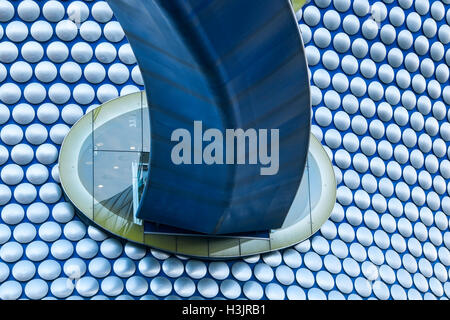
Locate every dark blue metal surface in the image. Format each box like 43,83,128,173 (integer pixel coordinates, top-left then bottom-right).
106,0,311,234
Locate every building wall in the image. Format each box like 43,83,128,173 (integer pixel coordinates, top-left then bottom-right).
0,0,449,300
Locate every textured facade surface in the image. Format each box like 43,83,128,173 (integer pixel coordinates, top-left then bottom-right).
0,0,449,300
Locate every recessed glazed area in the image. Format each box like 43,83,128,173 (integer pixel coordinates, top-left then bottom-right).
59,91,336,258
78,107,150,222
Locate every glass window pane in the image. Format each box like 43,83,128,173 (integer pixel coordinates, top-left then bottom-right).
93,93,146,152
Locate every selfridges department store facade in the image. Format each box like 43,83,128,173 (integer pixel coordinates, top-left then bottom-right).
0,0,449,300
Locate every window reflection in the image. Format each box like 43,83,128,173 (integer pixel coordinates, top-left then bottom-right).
78,106,150,225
